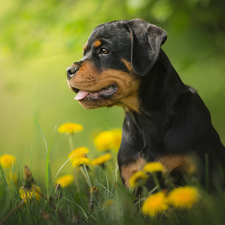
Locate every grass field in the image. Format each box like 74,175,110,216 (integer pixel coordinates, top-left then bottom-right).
1,122,225,225
1,0,225,224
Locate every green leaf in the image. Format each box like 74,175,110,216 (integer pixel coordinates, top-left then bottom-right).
0,183,9,219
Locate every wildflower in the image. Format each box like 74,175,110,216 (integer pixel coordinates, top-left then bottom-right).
72,157,90,168
110,129,122,151
144,162,166,173
90,186,98,194
167,186,199,208
68,147,89,161
24,165,33,181
23,165,35,189
129,171,149,188
19,185,42,203
91,153,112,166
89,186,98,210
142,192,168,217
58,122,83,134
0,154,16,168
55,174,74,188
94,129,122,151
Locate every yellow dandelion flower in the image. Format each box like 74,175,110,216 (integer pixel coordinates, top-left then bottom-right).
58,122,83,134
19,185,42,203
68,147,89,161
91,153,112,165
167,186,199,208
142,192,168,217
90,186,98,194
129,171,149,188
94,129,122,151
144,162,166,173
110,129,122,151
72,157,90,168
0,154,16,169
55,174,74,188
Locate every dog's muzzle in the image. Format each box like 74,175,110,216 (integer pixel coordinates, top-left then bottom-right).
66,65,79,79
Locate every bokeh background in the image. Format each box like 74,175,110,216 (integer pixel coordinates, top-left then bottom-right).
1,0,225,177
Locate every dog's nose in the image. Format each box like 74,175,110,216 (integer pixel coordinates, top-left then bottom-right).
66,65,78,79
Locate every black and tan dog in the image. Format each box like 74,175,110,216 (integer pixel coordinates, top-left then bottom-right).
66,19,225,189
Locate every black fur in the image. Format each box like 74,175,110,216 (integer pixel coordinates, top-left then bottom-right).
67,19,225,190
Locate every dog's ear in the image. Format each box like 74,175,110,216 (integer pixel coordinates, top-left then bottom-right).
127,19,167,76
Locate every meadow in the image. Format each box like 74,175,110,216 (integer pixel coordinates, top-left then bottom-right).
1,123,225,225
1,0,225,224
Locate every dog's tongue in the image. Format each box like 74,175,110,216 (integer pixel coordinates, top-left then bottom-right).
74,90,89,100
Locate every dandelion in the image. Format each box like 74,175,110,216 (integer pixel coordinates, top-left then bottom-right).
55,174,74,188
129,171,149,188
167,186,199,208
110,129,122,151
89,186,98,210
90,186,98,194
142,192,168,217
68,147,89,161
144,162,166,173
19,185,42,203
94,129,122,151
0,154,16,169
24,165,33,181
91,153,112,166
58,122,83,134
72,157,90,168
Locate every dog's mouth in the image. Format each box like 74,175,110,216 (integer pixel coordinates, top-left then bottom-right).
72,84,118,101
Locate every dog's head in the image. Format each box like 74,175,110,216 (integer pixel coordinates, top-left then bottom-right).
66,19,167,111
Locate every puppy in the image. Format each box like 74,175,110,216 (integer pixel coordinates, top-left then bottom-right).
66,19,225,190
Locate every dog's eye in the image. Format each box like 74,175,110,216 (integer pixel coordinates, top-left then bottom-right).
100,48,110,55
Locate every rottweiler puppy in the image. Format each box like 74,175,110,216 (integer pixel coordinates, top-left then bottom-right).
66,19,225,190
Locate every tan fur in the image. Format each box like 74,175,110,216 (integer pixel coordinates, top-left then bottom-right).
94,40,102,47
83,43,88,51
121,158,146,188
121,58,133,72
156,154,199,174
120,154,200,188
68,61,140,112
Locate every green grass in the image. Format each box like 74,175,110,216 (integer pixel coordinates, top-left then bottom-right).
1,125,225,225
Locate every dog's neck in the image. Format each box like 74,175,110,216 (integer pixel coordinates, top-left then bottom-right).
128,49,187,122
139,49,185,112
120,50,189,162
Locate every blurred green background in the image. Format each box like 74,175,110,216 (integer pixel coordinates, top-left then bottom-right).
1,0,225,178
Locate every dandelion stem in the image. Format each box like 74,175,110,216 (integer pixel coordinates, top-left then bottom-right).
68,135,74,151
152,173,161,191
74,168,81,193
80,165,92,189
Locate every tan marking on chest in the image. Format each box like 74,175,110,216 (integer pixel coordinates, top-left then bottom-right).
121,158,146,188
156,154,200,175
